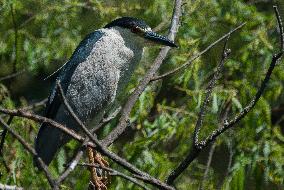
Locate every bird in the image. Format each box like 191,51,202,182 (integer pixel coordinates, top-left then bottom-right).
34,16,177,188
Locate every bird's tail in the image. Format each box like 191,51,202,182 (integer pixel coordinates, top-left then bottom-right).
34,122,68,168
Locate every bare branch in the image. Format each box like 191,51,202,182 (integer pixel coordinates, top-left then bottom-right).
0,117,57,189
166,36,231,185
79,163,150,190
56,106,120,184
55,81,175,190
274,5,284,51
200,6,284,148
10,3,18,73
151,23,245,81
0,183,23,190
102,0,183,147
0,70,25,82
194,37,231,148
0,116,13,156
166,5,284,185
0,98,47,155
0,116,14,173
0,108,86,143
56,147,84,184
19,98,48,111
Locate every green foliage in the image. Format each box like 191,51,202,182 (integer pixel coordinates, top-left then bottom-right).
1,0,284,189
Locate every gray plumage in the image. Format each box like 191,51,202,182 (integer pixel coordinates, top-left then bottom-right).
34,17,177,166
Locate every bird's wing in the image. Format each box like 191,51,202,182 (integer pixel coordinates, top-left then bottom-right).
44,30,105,119
34,30,105,167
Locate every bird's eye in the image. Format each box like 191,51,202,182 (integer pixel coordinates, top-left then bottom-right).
131,26,142,34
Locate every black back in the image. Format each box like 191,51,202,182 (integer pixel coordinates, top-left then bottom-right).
104,17,150,31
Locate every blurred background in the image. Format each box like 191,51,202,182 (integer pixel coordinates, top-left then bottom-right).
0,0,284,189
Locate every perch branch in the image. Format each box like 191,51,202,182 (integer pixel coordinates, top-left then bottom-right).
79,163,150,190
0,117,57,189
0,183,23,190
166,5,284,185
0,70,25,82
151,23,245,81
56,81,175,190
200,5,284,148
194,37,231,148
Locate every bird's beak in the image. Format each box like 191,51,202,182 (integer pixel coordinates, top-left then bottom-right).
144,31,178,48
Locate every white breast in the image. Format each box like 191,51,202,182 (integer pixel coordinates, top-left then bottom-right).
65,28,143,125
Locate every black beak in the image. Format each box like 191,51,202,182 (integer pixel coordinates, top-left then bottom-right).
144,31,178,48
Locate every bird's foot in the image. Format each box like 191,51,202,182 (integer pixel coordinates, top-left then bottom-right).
94,151,109,185
90,177,107,190
94,151,109,167
87,147,110,189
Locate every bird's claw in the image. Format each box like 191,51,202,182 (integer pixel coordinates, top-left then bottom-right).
94,152,109,185
87,147,110,190
94,152,109,167
90,177,107,190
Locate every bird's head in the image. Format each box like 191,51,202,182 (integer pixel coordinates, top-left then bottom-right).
105,17,177,48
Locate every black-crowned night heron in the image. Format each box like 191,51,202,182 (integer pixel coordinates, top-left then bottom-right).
34,17,177,188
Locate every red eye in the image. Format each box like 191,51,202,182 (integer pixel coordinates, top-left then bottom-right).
131,27,141,33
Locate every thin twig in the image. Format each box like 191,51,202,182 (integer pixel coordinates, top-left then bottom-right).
10,3,18,73
0,108,86,143
0,98,47,156
79,163,150,190
56,107,120,183
102,106,121,123
101,0,183,148
0,183,23,190
275,5,284,50
0,70,25,82
19,98,48,111
151,23,246,81
0,117,58,189
194,37,231,148
56,107,120,184
56,147,84,184
199,143,216,190
166,5,284,185
92,106,121,133
0,116,13,156
0,116,14,173
167,34,231,185
200,6,284,148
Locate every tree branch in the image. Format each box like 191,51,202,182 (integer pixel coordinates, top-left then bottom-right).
166,5,284,185
0,70,25,82
0,117,58,189
0,116,13,156
151,23,245,81
194,37,231,148
56,147,84,184
19,98,48,111
10,3,18,73
166,36,231,184
200,6,284,148
0,183,23,190
55,81,175,190
79,163,150,190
